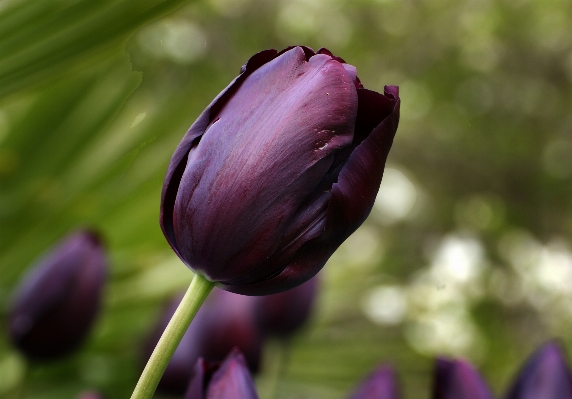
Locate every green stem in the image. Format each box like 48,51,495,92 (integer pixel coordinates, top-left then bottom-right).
265,339,291,399
130,273,214,399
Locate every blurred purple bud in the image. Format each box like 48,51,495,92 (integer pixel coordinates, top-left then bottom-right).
184,357,218,399
160,46,400,296
184,348,259,399
254,275,318,339
504,341,572,399
198,289,263,372
347,365,400,399
76,391,104,399
145,288,263,395
8,230,107,360
432,358,494,399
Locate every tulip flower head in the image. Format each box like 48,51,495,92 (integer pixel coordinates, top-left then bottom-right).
254,275,318,339
504,341,572,399
160,46,400,295
8,230,107,360
184,348,259,399
432,358,494,399
347,365,400,399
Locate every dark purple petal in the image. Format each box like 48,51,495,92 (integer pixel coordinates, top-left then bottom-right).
347,365,400,399
254,275,318,338
276,45,316,61
8,230,107,360
326,86,399,241
220,243,327,295
173,47,357,284
220,86,399,295
160,49,278,258
504,341,572,399
184,358,211,399
204,349,259,399
432,358,494,399
317,47,347,64
353,88,395,147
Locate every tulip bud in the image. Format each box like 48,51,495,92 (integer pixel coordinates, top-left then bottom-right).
160,46,400,295
198,288,263,372
184,348,259,399
432,358,494,399
8,230,107,360
145,288,263,395
347,365,400,399
504,341,572,399
254,275,318,339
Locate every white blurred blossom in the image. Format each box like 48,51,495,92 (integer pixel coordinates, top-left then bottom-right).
138,20,207,64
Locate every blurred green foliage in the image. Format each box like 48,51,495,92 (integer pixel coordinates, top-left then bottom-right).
1,0,572,398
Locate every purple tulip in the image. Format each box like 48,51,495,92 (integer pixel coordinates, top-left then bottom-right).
432,358,494,399
8,230,107,360
160,46,400,295
184,348,259,399
254,275,318,339
347,365,400,399
145,288,263,395
504,341,572,399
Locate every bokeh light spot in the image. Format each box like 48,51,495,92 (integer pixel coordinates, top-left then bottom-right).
0,353,26,395
543,139,572,179
363,285,407,325
399,81,432,120
138,20,207,64
374,167,418,223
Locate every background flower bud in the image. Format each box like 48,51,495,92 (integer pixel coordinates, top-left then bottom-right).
160,46,400,295
145,288,263,395
432,358,494,399
347,364,400,399
504,341,572,399
8,230,107,360
197,288,263,372
184,348,259,399
254,275,318,339
76,391,105,399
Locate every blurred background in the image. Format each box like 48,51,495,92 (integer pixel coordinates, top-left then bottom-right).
1,0,572,397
